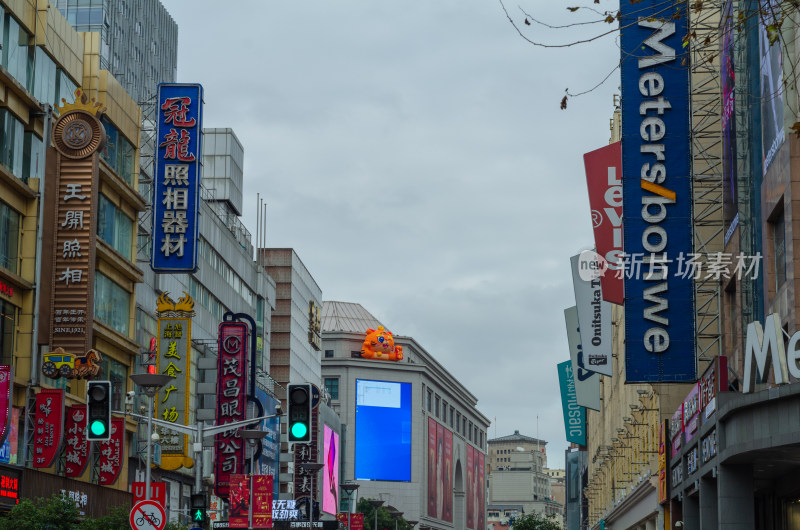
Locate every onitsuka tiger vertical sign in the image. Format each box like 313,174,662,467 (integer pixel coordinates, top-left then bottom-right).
620,0,695,382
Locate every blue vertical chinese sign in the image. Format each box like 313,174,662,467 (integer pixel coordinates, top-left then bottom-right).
620,2,695,382
152,84,203,272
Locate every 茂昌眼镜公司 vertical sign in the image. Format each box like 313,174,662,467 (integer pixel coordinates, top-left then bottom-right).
620,0,695,382
215,321,248,498
152,83,203,273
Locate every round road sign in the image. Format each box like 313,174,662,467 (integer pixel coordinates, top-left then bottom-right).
130,499,166,530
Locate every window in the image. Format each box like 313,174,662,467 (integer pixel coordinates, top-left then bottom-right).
0,109,25,179
100,117,135,185
94,272,130,335
3,13,33,92
0,202,19,273
101,356,126,411
0,300,14,366
435,395,440,418
427,389,432,412
773,211,786,288
324,378,339,400
32,47,56,105
97,195,133,259
351,350,361,358
324,350,334,358
449,406,454,427
23,131,43,183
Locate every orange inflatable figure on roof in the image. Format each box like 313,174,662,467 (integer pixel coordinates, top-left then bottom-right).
361,326,403,362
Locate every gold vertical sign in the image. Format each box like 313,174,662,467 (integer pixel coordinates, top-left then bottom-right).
155,292,194,470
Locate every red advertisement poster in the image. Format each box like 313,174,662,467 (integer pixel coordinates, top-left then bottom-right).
436,422,444,519
427,417,437,518
229,473,250,529
477,451,485,530
33,389,64,468
252,475,273,528
0,366,11,447
350,513,364,530
97,417,124,485
443,427,453,523
583,142,624,304
215,322,248,497
64,404,90,478
465,444,474,529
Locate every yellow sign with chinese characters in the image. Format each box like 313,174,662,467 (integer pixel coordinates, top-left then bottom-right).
155,292,195,470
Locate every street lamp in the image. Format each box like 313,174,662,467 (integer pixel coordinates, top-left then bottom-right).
298,462,324,524
368,498,384,530
387,508,403,530
341,481,360,529
239,429,269,530
406,520,418,529
129,373,175,502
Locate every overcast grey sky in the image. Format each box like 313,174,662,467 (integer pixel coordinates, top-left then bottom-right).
160,0,620,466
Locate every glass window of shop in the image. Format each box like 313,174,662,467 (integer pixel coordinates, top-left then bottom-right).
2,13,33,92
55,70,77,106
32,48,56,105
101,356,126,411
100,117,135,185
94,272,130,336
22,131,43,183
0,202,19,273
0,300,15,367
0,109,24,180
324,378,339,400
97,194,133,260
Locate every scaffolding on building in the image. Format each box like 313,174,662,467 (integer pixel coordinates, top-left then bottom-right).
689,0,724,366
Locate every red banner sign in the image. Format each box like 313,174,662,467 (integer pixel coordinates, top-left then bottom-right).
253,475,273,528
336,513,363,529
215,321,248,498
229,474,250,529
132,482,167,509
64,404,90,478
33,389,64,468
97,417,124,485
0,366,11,448
583,142,624,304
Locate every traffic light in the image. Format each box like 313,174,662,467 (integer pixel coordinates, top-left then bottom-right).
191,493,206,524
86,381,111,441
287,383,311,442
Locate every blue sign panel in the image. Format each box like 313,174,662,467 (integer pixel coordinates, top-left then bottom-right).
620,2,695,382
557,360,585,446
255,387,280,497
151,83,203,272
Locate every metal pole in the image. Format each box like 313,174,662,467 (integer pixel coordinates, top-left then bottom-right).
194,421,203,493
348,494,351,530
375,507,378,530
146,395,153,501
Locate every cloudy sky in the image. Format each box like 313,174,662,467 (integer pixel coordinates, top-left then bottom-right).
160,0,619,465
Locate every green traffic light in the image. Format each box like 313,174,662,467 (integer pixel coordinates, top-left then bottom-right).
193,509,203,521
90,420,107,437
291,422,308,439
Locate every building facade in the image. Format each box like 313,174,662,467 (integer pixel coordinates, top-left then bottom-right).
321,301,490,530
488,430,560,519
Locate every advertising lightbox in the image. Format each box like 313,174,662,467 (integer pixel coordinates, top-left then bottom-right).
354,379,411,481
323,425,339,515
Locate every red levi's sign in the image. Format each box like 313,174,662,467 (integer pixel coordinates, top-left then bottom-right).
33,389,65,468
583,142,624,304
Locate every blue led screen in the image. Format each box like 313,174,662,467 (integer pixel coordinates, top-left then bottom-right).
354,379,411,481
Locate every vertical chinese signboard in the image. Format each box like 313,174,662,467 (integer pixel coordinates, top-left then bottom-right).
47,89,106,356
252,475,274,528
97,417,124,485
215,321,248,497
33,389,64,468
64,404,90,478
152,83,203,273
294,392,320,513
155,292,194,470
658,420,669,504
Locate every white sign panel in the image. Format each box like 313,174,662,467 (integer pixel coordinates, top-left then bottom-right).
565,306,601,411
571,254,613,376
